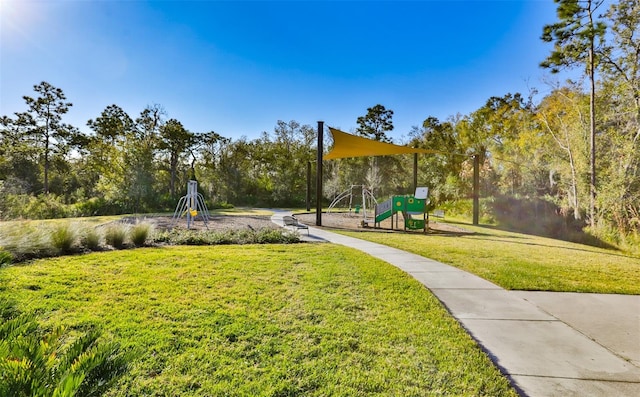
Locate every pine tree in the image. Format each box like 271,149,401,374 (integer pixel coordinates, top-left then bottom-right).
541,0,607,226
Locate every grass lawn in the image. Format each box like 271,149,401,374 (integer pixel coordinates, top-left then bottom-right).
0,215,124,229
0,244,517,396
336,222,640,294
0,208,272,230
213,208,274,216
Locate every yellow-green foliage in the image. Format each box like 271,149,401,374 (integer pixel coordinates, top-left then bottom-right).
0,299,131,396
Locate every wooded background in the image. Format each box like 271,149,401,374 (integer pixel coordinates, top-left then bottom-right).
1,0,638,246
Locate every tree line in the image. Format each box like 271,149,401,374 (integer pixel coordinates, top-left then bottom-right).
1,0,638,242
0,91,319,215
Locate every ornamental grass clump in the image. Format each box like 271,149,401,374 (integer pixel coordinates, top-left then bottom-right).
105,224,128,249
0,221,51,261
130,222,152,247
50,222,77,254
80,227,102,251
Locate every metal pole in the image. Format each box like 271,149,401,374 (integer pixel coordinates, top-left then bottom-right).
316,121,324,226
413,153,418,193
306,161,311,212
362,187,366,217
187,180,197,229
473,155,480,225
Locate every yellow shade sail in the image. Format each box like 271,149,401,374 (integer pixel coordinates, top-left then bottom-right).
323,127,441,160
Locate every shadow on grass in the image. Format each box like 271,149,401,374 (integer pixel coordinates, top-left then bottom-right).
487,196,619,250
465,233,631,259
478,223,617,250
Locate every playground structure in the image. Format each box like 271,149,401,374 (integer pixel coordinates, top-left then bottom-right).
374,187,429,232
172,180,211,229
313,125,481,228
328,185,378,220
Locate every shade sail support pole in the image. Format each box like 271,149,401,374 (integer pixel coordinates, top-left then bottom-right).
473,154,480,225
316,121,324,226
306,161,311,212
413,153,418,193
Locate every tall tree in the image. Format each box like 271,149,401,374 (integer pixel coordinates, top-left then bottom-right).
218,138,260,204
127,105,165,211
0,115,40,193
601,0,640,119
356,104,394,143
15,82,75,194
86,105,134,205
597,0,640,232
158,119,196,197
541,0,607,226
268,120,316,205
354,105,399,196
87,104,133,145
196,131,230,200
408,116,464,203
538,86,590,220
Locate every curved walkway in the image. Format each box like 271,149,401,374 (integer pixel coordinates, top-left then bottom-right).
271,211,640,397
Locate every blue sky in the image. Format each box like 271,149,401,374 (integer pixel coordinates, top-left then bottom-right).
1,0,563,142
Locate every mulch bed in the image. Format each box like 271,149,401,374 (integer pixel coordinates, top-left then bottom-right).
122,212,472,235
294,212,473,235
122,215,278,232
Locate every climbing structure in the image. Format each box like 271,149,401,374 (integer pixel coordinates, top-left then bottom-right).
172,180,211,229
327,185,378,220
374,187,429,232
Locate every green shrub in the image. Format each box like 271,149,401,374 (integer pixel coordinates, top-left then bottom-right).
207,230,236,245
211,201,234,210
73,197,105,217
130,222,152,247
104,224,128,249
255,228,300,244
0,194,130,220
617,230,640,256
151,228,300,246
440,198,494,223
22,194,71,219
72,197,124,217
50,223,77,254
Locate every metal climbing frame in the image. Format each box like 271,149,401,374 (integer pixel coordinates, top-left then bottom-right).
172,180,211,229
327,184,378,220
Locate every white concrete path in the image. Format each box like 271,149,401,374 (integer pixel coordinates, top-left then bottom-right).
272,211,640,397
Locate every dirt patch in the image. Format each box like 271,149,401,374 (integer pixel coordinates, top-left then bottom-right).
294,212,473,235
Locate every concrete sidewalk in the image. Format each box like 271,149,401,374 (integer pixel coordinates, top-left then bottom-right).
272,212,640,397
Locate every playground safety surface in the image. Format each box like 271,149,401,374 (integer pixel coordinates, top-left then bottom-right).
294,211,473,235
